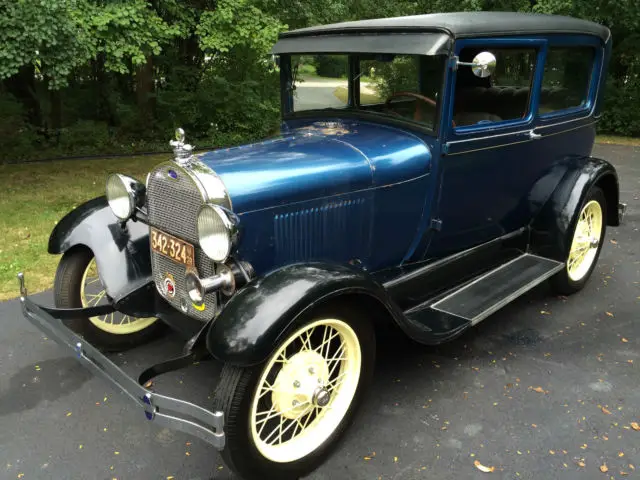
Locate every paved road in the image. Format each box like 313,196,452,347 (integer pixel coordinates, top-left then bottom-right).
1,144,638,480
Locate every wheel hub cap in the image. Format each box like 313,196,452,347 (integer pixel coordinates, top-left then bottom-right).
271,351,329,419
567,200,603,282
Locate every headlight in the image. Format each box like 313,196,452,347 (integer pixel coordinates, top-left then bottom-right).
197,204,236,261
106,174,144,220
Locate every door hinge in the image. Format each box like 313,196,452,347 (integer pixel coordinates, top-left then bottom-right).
449,56,460,71
430,218,443,231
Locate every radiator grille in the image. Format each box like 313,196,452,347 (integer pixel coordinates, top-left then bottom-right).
146,162,217,320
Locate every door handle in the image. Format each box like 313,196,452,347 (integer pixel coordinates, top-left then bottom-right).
529,130,542,140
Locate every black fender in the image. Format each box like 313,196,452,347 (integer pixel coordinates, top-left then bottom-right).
48,196,152,304
206,263,408,367
529,156,619,261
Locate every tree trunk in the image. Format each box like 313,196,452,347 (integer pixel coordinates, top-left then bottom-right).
136,56,155,124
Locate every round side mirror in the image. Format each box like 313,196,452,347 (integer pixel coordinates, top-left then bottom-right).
471,51,497,78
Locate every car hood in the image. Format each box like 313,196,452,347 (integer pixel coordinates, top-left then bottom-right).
197,119,431,214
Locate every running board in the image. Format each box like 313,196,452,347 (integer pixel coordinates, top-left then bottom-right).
430,254,564,325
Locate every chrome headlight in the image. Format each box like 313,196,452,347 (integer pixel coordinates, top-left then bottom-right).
106,174,144,220
197,204,236,262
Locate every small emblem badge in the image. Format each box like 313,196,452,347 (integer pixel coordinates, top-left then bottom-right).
164,275,176,297
167,169,178,179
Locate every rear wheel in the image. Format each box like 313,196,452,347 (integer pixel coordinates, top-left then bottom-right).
551,186,607,295
54,247,161,351
213,306,375,479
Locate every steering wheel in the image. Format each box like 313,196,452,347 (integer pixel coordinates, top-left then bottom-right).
384,91,437,123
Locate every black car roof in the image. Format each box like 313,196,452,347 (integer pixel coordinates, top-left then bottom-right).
279,12,610,42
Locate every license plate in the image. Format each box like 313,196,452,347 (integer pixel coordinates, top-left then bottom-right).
150,228,195,267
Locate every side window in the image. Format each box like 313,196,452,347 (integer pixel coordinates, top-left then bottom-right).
454,48,537,127
540,47,594,115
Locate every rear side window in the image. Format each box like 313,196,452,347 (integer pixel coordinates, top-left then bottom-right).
540,47,595,115
453,48,537,127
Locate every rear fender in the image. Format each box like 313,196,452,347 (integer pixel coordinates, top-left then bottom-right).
49,196,152,303
206,263,405,367
529,156,619,261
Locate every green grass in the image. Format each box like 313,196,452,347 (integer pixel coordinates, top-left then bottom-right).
0,154,168,301
333,86,381,105
595,135,640,147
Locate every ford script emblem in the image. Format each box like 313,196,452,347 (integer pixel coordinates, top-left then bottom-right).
164,276,176,297
167,169,178,179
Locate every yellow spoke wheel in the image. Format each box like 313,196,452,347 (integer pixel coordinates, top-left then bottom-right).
250,319,361,463
213,308,375,480
80,258,157,335
567,200,603,282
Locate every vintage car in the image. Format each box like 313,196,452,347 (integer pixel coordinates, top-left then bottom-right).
18,11,626,480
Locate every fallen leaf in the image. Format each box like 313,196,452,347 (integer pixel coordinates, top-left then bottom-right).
167,477,175,480
549,450,556,455
621,471,629,476
610,239,618,245
578,461,586,467
530,386,546,393
185,452,191,456
619,452,625,457
114,451,119,455
606,311,614,317
600,464,609,473
364,456,372,461
631,422,640,431
66,412,72,417
621,338,629,343
602,406,612,415
540,310,551,315
144,380,153,388
394,456,398,463
474,460,495,473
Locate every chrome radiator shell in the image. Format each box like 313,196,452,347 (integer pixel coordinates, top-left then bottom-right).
146,161,230,321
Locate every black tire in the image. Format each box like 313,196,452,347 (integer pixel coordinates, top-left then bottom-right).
53,247,162,351
550,186,607,295
213,304,376,480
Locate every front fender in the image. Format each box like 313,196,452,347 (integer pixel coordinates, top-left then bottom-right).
530,156,619,261
206,263,402,367
49,196,152,303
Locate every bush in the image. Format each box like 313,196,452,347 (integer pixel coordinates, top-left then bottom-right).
314,55,348,78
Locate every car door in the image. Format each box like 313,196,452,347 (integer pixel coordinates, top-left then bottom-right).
425,38,548,259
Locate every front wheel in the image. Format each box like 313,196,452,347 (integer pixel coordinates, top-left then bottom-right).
54,247,161,351
551,186,607,295
213,306,376,480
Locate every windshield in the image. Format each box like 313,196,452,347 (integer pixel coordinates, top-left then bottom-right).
288,53,445,131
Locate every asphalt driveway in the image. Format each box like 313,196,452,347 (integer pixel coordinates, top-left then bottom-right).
1,144,638,480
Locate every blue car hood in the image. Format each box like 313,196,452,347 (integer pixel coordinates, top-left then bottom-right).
197,120,431,214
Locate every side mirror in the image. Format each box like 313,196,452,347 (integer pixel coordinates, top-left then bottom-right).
458,51,497,78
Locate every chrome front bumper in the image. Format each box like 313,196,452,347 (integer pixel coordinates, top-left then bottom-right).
17,273,225,449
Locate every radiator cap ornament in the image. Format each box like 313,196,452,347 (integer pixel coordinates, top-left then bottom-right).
170,127,195,165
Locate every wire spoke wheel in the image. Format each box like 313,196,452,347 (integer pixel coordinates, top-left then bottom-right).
250,318,362,463
567,200,603,282
80,258,157,335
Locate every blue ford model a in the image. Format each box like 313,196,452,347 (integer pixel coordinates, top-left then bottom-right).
18,12,626,480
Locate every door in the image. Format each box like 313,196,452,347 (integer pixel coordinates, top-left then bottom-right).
425,38,548,259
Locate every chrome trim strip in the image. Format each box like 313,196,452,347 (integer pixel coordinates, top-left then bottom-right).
18,274,225,450
430,254,564,325
445,121,596,155
447,128,532,145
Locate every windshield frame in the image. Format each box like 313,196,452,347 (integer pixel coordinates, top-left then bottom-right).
279,52,447,137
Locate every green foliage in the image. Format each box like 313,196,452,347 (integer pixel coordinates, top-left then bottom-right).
315,55,348,78
0,0,638,162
